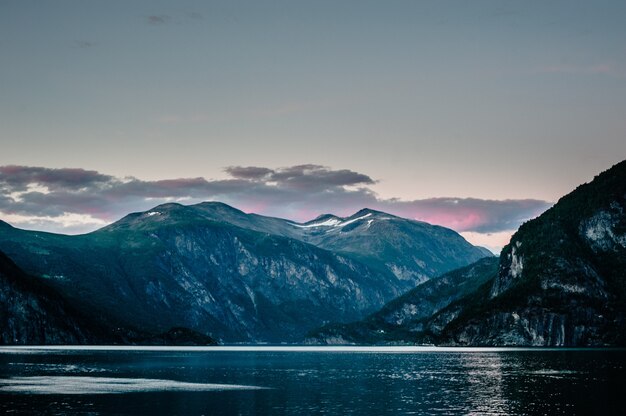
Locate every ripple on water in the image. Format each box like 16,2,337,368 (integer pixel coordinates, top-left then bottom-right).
0,376,268,395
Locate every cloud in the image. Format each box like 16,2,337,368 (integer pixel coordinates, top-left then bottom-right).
0,165,113,192
224,166,274,181
460,231,520,255
0,212,108,235
0,164,551,248
377,197,551,233
224,165,376,190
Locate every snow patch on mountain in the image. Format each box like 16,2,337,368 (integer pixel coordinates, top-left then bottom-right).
291,213,373,229
292,218,343,228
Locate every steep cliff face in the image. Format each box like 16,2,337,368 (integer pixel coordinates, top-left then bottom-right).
307,257,498,344
0,251,100,344
443,161,626,346
0,250,219,346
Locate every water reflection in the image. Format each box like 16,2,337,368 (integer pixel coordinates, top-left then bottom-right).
457,353,509,415
0,376,266,394
0,348,624,415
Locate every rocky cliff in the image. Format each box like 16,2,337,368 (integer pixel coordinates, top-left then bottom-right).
0,249,218,345
307,257,498,344
0,250,101,344
443,160,626,346
307,160,626,346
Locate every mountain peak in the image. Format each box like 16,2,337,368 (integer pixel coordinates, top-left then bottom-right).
349,208,392,218
303,213,342,226
97,203,199,233
139,202,193,219
148,202,185,212
311,213,341,222
298,208,402,230
193,201,244,213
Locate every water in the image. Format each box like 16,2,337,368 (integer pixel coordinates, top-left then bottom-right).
0,346,624,415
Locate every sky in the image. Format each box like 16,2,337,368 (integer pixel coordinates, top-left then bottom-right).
1,1,625,253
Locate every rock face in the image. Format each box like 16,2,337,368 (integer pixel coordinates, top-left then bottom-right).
308,160,626,347
0,250,218,346
0,204,488,343
188,203,489,288
297,208,491,286
443,160,626,346
306,257,498,345
0,250,100,344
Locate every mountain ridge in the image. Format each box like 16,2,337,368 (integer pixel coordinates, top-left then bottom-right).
441,160,626,346
307,256,499,345
76,202,490,289
307,160,626,346
0,202,488,343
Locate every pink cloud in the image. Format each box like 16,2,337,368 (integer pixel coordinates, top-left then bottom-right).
0,165,551,237
413,211,486,231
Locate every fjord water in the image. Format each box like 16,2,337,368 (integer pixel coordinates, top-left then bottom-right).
0,347,624,415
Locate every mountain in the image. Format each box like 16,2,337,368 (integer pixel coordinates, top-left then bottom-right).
308,160,626,346
0,203,488,343
441,160,626,346
306,257,498,344
190,203,489,287
0,249,217,346
0,249,104,344
294,208,492,285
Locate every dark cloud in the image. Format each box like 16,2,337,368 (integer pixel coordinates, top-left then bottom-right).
0,165,551,235
224,166,274,180
0,165,113,192
267,165,376,189
225,165,375,190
